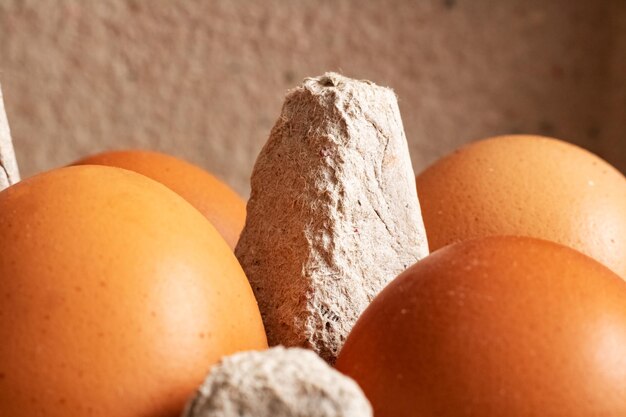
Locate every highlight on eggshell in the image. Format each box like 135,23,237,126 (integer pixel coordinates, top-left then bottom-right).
416,134,626,278
336,235,626,417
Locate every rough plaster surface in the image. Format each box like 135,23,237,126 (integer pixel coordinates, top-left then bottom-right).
0,0,624,196
182,347,372,417
235,73,429,363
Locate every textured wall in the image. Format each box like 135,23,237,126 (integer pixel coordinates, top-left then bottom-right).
0,0,624,196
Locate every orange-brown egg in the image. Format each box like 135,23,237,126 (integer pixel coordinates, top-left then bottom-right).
336,236,626,416
74,150,245,249
0,165,267,417
416,135,626,278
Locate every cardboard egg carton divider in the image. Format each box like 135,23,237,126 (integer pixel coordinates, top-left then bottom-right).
0,83,19,191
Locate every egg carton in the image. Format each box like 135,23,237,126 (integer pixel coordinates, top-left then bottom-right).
0,84,19,191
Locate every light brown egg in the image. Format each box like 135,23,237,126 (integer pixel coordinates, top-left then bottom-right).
336,236,626,417
74,150,246,250
0,165,267,417
416,135,626,278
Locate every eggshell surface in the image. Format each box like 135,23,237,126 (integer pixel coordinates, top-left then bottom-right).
336,236,626,417
74,150,246,249
415,135,626,278
0,165,267,417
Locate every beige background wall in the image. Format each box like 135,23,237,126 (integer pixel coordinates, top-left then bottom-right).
0,0,624,196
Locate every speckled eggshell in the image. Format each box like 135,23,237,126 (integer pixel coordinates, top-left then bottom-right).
74,150,246,250
416,135,626,278
336,236,626,417
0,165,267,417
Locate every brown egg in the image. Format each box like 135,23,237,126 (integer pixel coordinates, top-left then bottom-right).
0,166,267,417
336,236,626,417
416,135,626,278
74,150,245,249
